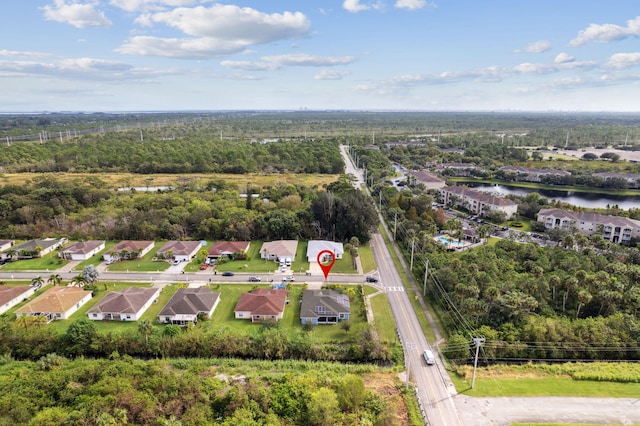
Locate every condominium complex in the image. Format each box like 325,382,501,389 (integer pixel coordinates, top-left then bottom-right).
439,186,518,219
537,208,640,244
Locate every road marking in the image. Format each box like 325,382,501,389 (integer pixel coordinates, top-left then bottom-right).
385,286,405,292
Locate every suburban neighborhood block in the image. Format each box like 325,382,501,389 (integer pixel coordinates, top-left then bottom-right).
259,240,298,263
87,287,160,321
300,289,350,325
234,288,288,323
59,240,106,261
158,287,221,326
103,241,155,263
156,240,202,263
15,286,92,320
306,240,344,262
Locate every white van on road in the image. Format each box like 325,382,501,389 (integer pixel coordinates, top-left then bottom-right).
423,349,435,365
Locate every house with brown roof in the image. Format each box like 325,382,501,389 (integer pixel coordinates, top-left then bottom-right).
0,285,36,315
259,240,298,263
15,286,92,320
103,241,155,263
158,288,221,326
87,287,160,321
207,241,250,262
59,240,106,261
537,208,640,244
156,241,202,262
410,170,446,190
440,186,518,219
300,289,350,325
234,288,288,323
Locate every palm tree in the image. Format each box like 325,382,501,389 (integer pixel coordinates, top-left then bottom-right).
72,274,87,287
48,274,62,287
30,276,44,288
138,319,154,344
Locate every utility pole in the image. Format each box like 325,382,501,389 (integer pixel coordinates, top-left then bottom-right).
423,258,428,296
393,212,398,241
410,238,415,271
471,337,485,389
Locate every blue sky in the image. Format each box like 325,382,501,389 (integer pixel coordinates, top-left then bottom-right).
2,1,640,112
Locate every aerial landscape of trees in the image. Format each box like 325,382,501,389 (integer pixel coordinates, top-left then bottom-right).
1,111,640,424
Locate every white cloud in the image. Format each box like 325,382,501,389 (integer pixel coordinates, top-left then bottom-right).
118,4,311,58
570,16,640,46
109,0,196,13
0,57,173,81
514,40,551,54
343,0,370,13
395,0,426,10
554,52,575,64
607,52,640,69
315,69,350,80
221,54,355,70
42,0,112,29
0,50,52,58
343,0,384,13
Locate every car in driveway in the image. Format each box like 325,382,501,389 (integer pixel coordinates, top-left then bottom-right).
200,263,209,270
365,276,379,283
221,271,234,277
248,276,261,282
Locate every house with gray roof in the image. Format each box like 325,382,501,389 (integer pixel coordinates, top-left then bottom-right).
158,287,220,326
103,241,155,263
12,238,65,259
537,208,640,244
306,240,344,263
88,287,160,321
300,289,350,325
59,240,105,261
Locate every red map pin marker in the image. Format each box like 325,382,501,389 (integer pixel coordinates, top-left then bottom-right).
317,249,336,280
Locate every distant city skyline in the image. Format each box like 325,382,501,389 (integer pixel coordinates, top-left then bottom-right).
2,1,640,112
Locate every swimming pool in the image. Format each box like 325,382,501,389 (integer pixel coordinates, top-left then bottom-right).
434,236,468,248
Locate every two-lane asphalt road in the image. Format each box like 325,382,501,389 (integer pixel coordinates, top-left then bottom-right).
370,232,462,426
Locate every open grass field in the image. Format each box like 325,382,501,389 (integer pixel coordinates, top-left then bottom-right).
0,172,340,190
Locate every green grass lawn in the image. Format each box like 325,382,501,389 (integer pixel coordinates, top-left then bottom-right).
369,291,397,344
107,242,171,272
359,244,376,274
73,241,119,271
1,251,68,271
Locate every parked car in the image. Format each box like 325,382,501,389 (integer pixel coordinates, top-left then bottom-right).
200,264,209,270
248,276,261,282
365,276,379,283
222,271,234,277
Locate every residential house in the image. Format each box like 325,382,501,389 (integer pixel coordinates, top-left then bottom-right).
59,240,106,261
537,208,640,244
87,287,160,321
158,287,221,326
306,241,344,263
156,240,202,262
207,241,250,263
593,172,640,188
410,170,446,190
0,285,36,315
12,238,66,259
500,166,571,183
440,186,518,219
435,162,482,177
259,240,298,263
0,240,15,261
15,286,92,320
300,289,351,325
234,288,288,323
103,241,155,263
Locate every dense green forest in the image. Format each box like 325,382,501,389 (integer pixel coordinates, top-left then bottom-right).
0,174,377,243
0,355,406,426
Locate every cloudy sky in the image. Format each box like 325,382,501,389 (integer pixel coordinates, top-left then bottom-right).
2,1,640,112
